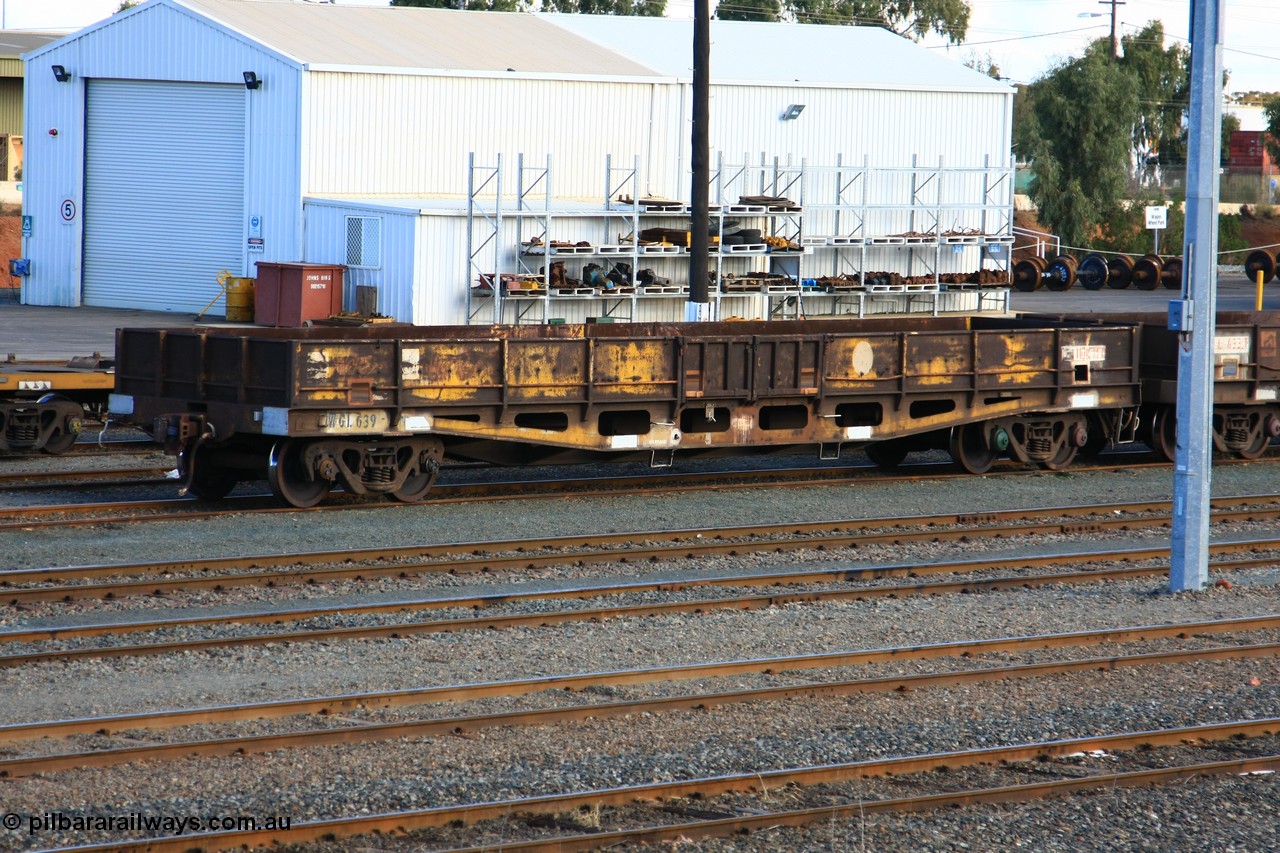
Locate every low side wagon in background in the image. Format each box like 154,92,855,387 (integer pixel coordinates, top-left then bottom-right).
0,355,115,454
110,316,1141,507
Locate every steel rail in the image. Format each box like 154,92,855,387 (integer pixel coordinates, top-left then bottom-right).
430,755,1280,853
5,494,1181,579
4,614,1278,743
4,502,1280,605
2,641,1278,778
4,550,1280,668
51,720,1280,853
4,492,1274,583
5,489,1274,589
0,467,172,489
0,454,1193,530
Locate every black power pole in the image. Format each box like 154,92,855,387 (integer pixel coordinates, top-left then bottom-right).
687,0,711,317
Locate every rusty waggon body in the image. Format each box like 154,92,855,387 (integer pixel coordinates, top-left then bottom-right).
110,315,1142,506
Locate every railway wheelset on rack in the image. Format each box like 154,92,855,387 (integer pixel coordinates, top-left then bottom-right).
107,310,1280,507
1013,252,1183,292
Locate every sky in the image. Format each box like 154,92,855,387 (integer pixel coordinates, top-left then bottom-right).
7,0,1279,94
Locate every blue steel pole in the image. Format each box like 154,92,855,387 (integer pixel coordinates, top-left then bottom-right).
1170,0,1223,592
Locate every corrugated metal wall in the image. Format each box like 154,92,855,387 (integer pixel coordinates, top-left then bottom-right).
302,199,419,321
305,72,676,202
22,1,305,306
0,78,22,136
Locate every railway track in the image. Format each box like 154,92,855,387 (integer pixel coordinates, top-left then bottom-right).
3,615,1278,747
5,544,1280,667
8,459,1280,852
2,495,1277,606
0,451,1192,528
40,722,1280,853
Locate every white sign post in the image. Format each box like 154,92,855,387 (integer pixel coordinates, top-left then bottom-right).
1145,205,1168,254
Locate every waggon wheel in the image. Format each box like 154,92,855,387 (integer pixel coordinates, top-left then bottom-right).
1041,441,1078,471
1132,254,1163,291
1077,255,1110,291
1245,249,1277,285
864,440,908,469
1148,408,1177,461
1236,427,1272,460
40,427,79,455
267,439,332,508
949,423,997,475
37,394,80,455
181,447,238,500
390,462,437,502
1106,255,1134,289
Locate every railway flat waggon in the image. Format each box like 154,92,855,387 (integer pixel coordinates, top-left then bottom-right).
1131,311,1280,461
0,355,115,453
110,316,1141,506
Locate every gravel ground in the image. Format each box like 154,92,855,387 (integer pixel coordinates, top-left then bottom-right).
2,450,1280,851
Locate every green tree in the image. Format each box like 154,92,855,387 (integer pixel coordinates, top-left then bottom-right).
716,0,782,22
1022,49,1139,248
783,0,969,44
1264,97,1280,166
1220,111,1240,167
1117,21,1190,179
391,0,525,9
390,0,665,12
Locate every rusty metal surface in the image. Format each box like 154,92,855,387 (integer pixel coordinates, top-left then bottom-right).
56,720,1280,853
113,316,1142,457
5,550,1280,673
7,498,1280,601
4,641,1279,780
5,614,1280,742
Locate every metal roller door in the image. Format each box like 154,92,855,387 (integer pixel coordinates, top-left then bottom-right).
83,80,244,312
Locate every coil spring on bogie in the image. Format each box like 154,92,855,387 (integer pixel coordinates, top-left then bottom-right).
1226,426,1250,446
6,424,37,443
363,467,395,484
1027,436,1052,456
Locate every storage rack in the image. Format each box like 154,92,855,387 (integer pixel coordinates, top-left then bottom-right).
467,153,1012,324
801,154,1014,315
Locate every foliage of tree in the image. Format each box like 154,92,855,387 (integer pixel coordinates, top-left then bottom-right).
391,0,522,10
962,51,1000,81
1264,97,1280,166
1116,22,1189,172
716,0,783,22
390,0,665,13
1021,49,1139,248
781,0,969,43
1089,196,1248,259
1220,111,1240,167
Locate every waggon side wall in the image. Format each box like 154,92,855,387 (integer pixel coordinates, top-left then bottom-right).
114,317,1138,456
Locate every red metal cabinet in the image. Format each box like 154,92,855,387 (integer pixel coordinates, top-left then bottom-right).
254,262,345,326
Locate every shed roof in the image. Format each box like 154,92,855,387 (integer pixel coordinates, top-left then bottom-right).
176,0,664,79
541,14,1011,92
2,31,61,59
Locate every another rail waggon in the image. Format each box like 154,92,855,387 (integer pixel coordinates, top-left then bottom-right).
111,316,1144,506
0,355,115,454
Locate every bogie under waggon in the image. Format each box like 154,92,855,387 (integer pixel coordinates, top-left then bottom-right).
110,317,1142,507
0,355,115,454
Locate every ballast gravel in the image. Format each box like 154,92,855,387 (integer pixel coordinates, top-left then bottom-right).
2,452,1280,851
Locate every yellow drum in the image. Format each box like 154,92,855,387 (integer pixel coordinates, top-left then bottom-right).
218,271,256,322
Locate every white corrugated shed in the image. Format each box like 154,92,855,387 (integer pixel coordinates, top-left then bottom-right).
20,0,1013,323
23,0,306,308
